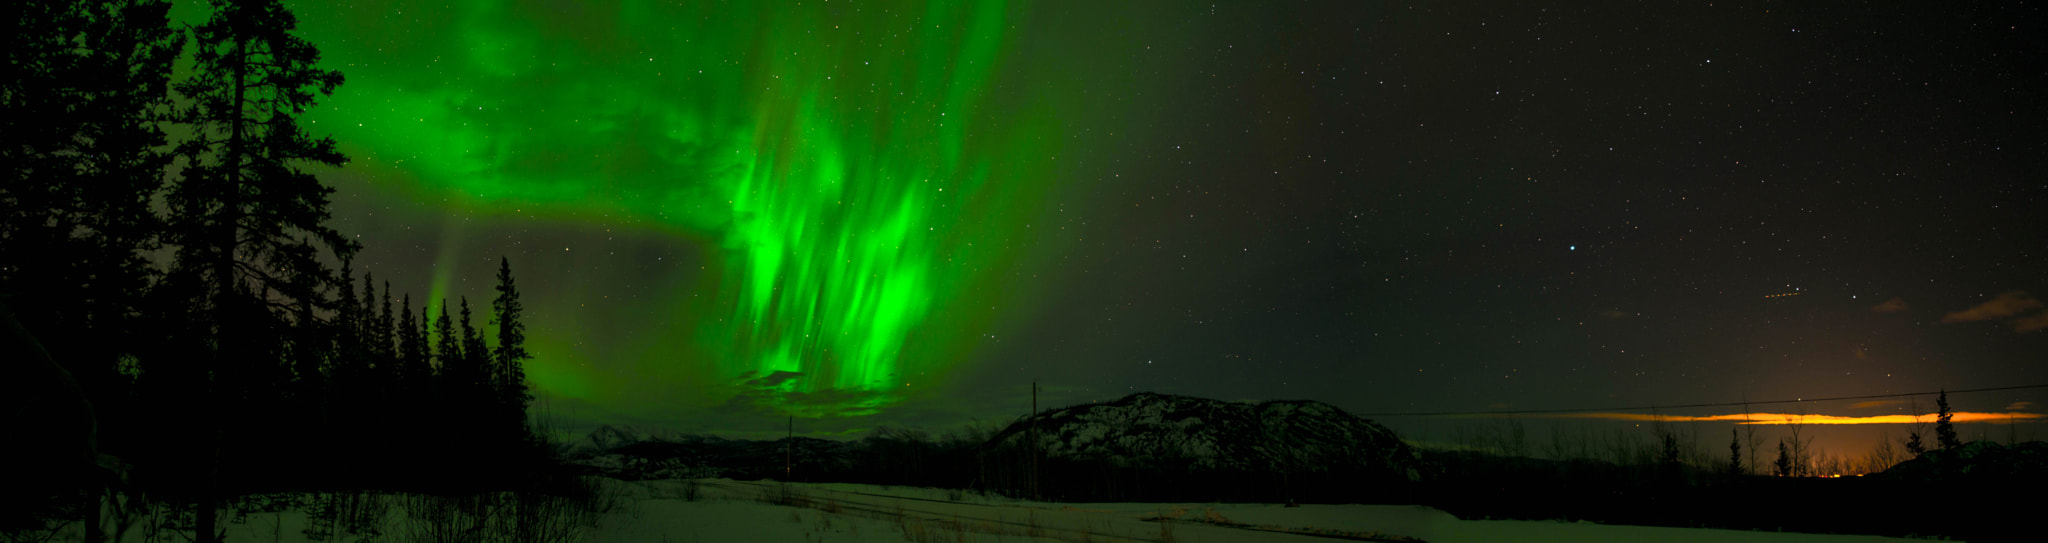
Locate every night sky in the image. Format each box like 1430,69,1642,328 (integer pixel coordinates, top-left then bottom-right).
188,1,2047,445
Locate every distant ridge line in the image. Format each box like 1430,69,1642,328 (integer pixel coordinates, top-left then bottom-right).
1354,383,2048,417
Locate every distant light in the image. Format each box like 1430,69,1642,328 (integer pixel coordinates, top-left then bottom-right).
1569,245,1576,251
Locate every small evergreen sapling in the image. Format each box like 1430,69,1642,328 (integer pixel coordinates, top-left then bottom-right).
1774,440,1793,477
1726,428,1744,476
1936,390,1961,451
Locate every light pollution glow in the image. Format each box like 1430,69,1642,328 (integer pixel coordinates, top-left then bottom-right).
1496,411,2047,425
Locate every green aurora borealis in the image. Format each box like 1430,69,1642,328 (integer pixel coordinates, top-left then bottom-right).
150,1,2048,451
191,0,1187,421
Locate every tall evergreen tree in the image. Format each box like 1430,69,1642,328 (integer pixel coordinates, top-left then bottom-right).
2,0,182,318
375,280,394,368
457,297,490,396
491,257,533,434
331,262,358,357
359,271,375,325
2,0,184,469
331,264,366,384
285,282,326,388
165,0,356,358
1936,390,1960,450
435,302,463,376
460,296,489,382
434,299,487,478
419,303,435,375
0,2,182,521
397,293,424,381
163,1,353,538
4,1,181,265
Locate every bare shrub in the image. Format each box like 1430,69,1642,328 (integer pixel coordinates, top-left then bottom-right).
391,476,619,543
763,483,811,509
304,490,389,541
397,493,492,543
1864,432,1902,474
1783,415,1815,477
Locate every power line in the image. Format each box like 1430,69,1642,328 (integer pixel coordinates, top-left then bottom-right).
1354,383,2048,417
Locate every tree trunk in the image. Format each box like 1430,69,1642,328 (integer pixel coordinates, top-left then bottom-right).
196,34,251,543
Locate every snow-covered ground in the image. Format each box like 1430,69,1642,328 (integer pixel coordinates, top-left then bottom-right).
51,478,1936,542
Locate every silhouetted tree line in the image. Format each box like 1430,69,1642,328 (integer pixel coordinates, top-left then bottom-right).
314,256,540,493
4,0,548,538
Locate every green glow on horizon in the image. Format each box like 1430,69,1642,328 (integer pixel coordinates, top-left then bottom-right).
241,0,1152,417
424,218,463,321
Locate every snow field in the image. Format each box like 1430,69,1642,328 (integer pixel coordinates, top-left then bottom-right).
34,478,1936,542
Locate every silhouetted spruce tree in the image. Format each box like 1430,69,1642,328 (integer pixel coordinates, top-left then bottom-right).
1655,430,1683,485
460,297,488,372
320,264,362,381
282,275,329,440
166,0,356,371
1774,440,1792,477
419,304,435,374
434,300,490,482
458,295,491,416
397,294,426,382
375,280,394,368
459,295,493,427
1659,432,1682,466
434,300,477,403
491,257,534,438
165,0,354,533
435,302,467,382
4,0,181,284
2,0,183,482
1727,428,1744,477
324,265,372,473
331,265,368,386
1936,390,1960,450
2,0,181,336
1906,430,1926,455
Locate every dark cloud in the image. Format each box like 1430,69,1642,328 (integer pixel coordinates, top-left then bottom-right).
2014,312,2048,333
740,370,806,389
1941,291,2041,323
716,374,894,420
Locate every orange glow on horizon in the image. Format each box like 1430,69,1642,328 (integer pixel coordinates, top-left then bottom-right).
1484,411,2046,425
